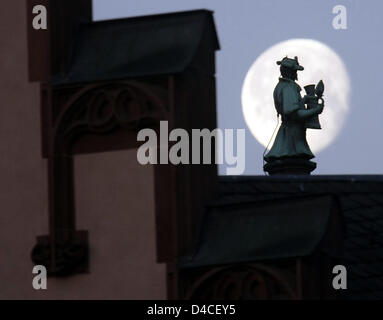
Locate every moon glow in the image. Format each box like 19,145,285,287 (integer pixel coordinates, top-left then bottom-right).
241,39,350,153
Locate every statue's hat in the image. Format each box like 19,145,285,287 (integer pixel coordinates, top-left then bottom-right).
277,56,304,71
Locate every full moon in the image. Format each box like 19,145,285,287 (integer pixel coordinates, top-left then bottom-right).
242,39,350,153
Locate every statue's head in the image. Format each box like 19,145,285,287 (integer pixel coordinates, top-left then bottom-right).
277,56,304,81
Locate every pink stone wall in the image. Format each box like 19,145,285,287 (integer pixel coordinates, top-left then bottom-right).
0,1,166,299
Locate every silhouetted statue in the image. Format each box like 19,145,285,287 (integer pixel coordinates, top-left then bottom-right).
263,56,324,175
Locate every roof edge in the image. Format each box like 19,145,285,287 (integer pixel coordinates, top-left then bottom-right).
219,174,383,183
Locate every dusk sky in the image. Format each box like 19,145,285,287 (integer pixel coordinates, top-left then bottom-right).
93,0,383,175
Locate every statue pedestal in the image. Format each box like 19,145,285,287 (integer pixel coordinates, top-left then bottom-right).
264,158,316,175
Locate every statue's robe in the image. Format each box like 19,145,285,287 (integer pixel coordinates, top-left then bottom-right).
264,77,314,162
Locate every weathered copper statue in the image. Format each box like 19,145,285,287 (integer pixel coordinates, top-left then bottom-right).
263,56,324,175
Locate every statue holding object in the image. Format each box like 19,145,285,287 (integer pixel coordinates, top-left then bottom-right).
263,56,325,175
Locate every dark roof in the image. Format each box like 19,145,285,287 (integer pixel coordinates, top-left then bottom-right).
53,9,220,85
182,175,383,300
181,195,338,268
